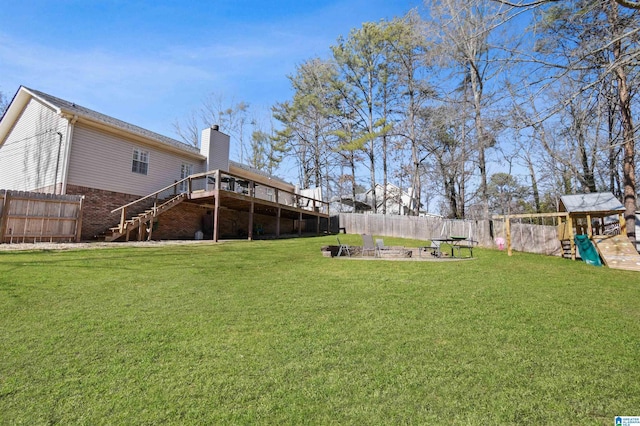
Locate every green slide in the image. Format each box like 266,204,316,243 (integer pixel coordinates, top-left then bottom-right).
574,235,602,267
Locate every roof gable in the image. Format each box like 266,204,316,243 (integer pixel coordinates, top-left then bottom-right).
1,86,201,157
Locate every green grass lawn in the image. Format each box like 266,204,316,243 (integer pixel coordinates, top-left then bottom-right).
1,235,639,424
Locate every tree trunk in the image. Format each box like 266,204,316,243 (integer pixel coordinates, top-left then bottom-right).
577,127,596,192
528,161,541,212
609,0,637,245
447,176,459,218
470,66,489,220
382,134,388,215
350,157,357,211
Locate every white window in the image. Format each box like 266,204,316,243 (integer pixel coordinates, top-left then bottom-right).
132,148,149,175
179,163,193,192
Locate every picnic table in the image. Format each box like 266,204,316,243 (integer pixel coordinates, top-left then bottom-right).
430,236,476,258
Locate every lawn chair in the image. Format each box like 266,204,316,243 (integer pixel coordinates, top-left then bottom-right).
337,237,351,257
361,234,377,257
428,240,442,257
375,238,407,257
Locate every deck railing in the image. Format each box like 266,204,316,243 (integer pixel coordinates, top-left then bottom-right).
111,169,329,233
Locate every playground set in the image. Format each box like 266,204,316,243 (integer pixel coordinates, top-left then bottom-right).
497,192,640,272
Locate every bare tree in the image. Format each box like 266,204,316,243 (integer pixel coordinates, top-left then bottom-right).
420,105,473,218
515,0,639,244
331,22,391,213
425,0,513,219
272,58,339,191
0,90,9,117
386,10,435,215
172,109,200,147
496,0,640,9
173,93,252,162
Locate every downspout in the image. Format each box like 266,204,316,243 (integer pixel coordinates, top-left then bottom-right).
54,131,63,194
59,114,78,195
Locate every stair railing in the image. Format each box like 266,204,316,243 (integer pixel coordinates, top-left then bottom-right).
111,177,191,233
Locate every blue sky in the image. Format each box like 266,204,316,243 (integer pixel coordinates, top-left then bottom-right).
0,0,421,150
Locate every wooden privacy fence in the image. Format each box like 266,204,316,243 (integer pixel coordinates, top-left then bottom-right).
491,218,563,256
0,190,84,243
337,212,563,255
338,213,493,246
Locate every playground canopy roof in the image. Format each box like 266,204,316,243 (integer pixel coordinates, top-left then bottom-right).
559,192,625,215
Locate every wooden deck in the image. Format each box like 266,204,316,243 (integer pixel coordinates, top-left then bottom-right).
189,189,329,221
593,235,640,272
108,169,329,242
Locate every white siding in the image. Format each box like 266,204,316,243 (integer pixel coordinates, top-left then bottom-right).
67,124,206,196
0,99,68,191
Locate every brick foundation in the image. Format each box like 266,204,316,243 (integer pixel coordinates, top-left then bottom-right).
216,209,298,239
151,203,205,240
66,185,155,240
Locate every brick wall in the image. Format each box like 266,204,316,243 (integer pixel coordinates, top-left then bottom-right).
66,185,154,240
151,203,205,240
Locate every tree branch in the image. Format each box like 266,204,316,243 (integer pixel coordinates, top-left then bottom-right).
495,0,640,9
614,0,640,9
492,0,558,7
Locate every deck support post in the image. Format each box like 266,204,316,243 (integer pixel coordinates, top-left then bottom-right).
314,200,320,235
298,211,303,237
276,207,281,238
146,216,153,241
213,192,220,242
214,170,221,190
138,218,144,241
248,201,254,241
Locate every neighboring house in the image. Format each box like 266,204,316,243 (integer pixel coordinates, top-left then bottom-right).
0,86,326,240
334,183,419,215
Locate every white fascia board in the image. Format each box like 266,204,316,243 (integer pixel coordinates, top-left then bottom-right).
0,88,36,145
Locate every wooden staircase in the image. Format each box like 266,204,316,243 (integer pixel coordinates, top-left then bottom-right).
560,239,574,259
105,193,187,242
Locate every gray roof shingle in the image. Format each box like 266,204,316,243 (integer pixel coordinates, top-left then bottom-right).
25,86,201,156
560,192,625,213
